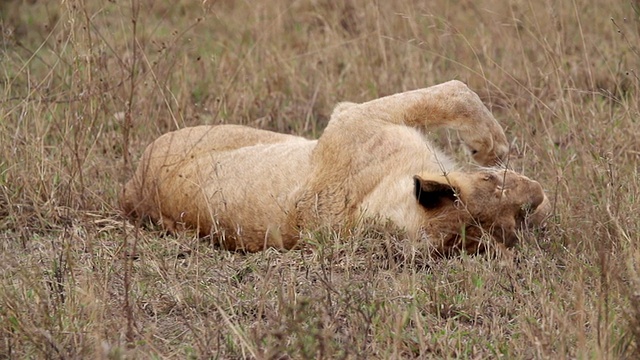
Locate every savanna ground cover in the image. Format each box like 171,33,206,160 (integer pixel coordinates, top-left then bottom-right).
1,0,639,358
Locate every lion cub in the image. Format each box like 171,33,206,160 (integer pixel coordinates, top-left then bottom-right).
121,81,550,255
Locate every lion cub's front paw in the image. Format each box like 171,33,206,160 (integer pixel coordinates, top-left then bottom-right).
475,140,509,167
464,128,509,166
441,80,510,166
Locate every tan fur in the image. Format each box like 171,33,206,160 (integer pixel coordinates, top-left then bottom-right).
121,80,550,254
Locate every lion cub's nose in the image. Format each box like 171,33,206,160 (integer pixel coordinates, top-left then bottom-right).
530,193,551,226
522,179,551,227
528,181,545,211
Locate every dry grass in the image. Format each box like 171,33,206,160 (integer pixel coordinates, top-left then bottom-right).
1,0,639,358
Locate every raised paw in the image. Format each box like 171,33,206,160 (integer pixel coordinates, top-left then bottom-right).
462,127,509,167
441,81,510,166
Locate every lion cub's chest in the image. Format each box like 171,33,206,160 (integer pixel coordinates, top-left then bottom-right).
356,126,455,234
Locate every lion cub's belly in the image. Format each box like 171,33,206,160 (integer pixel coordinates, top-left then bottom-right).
179,139,316,240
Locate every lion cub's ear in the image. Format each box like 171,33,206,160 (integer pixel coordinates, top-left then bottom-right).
413,175,459,209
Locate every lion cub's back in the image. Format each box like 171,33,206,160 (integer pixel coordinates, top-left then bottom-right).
121,125,315,246
142,124,304,161
121,125,307,224
162,137,315,249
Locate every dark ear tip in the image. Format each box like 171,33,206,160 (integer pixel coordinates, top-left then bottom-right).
413,176,422,199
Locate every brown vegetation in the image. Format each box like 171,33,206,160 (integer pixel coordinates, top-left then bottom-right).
1,0,639,358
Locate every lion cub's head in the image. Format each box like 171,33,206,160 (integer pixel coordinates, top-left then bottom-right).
413,169,550,256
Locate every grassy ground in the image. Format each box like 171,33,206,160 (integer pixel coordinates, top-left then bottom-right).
1,0,639,358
